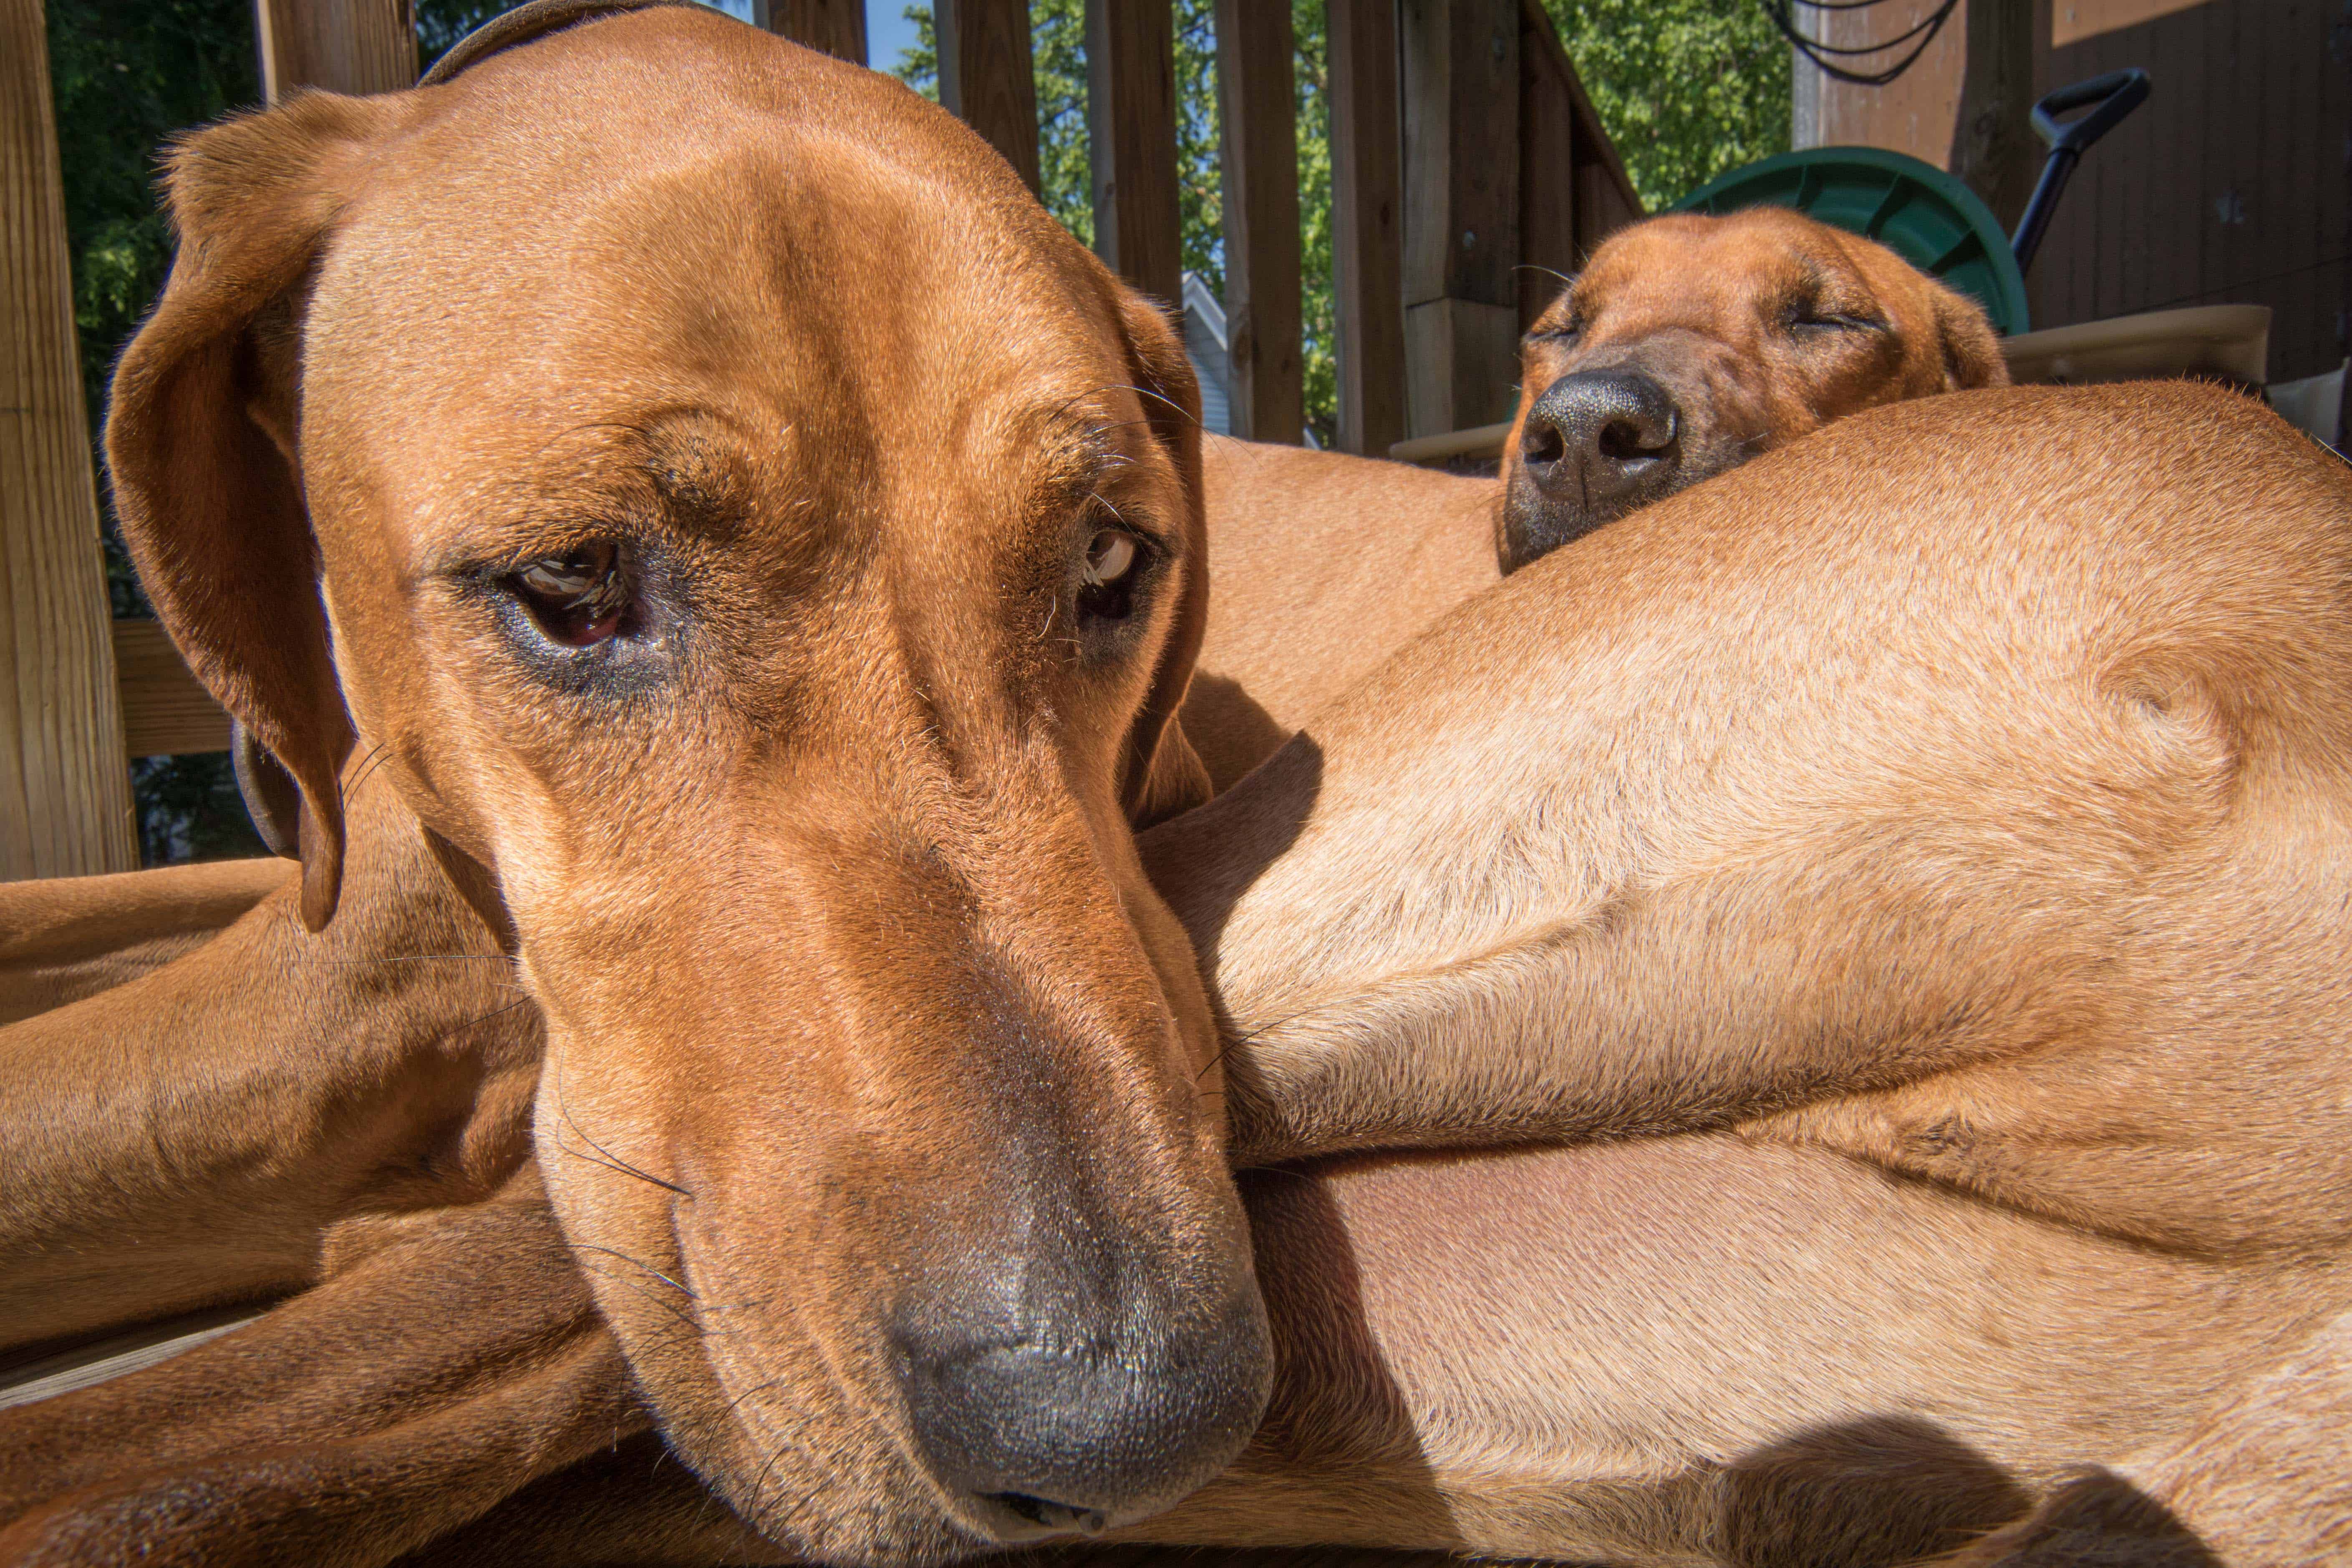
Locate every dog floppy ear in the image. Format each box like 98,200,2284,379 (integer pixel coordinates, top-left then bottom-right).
1112,288,1215,827
1930,279,2011,391
107,93,405,930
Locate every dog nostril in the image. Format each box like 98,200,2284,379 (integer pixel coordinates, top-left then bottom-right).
1597,415,1673,463
1522,422,1567,467
989,1492,1109,1535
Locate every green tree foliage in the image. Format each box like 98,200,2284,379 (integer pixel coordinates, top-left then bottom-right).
1541,0,1790,212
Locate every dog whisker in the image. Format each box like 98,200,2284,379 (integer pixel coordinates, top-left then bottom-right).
548,1056,694,1199
574,1242,699,1299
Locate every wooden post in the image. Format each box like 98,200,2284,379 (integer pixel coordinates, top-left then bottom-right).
1214,0,1303,444
1787,0,1966,167
256,0,418,98
1519,0,1640,303
1329,0,1406,457
1,0,138,876
1400,0,1522,437
1515,0,1577,328
940,0,1042,194
1951,0,2041,229
1086,0,1183,306
765,0,867,64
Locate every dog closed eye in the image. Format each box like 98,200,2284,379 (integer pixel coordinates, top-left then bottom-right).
1785,300,1889,335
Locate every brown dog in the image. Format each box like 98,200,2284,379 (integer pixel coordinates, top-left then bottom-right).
98,3,1269,1560
1179,209,2009,792
1501,205,2009,569
1183,438,1496,792
9,383,2348,1568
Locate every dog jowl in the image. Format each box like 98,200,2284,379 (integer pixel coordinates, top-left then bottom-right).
103,8,1266,1561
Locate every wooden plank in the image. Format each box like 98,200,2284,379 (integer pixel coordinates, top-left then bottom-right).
0,0,138,876
2053,0,2205,48
113,620,232,759
1806,0,1967,168
2206,4,2254,320
2025,0,2347,378
256,0,417,98
1515,0,1578,328
1519,0,1637,258
766,0,867,63
1403,296,1518,434
2278,0,2321,381
1401,0,1520,308
1400,0,1520,436
1214,0,1304,443
938,0,1042,194
1086,0,1182,305
2151,0,2197,318
1951,0,2039,229
1328,0,1407,457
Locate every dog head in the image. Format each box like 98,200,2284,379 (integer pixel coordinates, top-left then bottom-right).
1502,207,2008,570
106,8,1263,1560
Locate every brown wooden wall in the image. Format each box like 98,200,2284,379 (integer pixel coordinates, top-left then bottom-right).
2029,0,2347,382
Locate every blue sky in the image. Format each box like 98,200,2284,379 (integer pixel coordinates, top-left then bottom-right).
699,0,924,74
866,1,924,76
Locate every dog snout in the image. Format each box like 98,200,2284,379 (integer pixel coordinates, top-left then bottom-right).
1522,369,1679,507
1504,369,1683,570
893,1246,1269,1542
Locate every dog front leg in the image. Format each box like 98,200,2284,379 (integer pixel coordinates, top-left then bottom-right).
0,859,290,1025
0,786,538,1350
0,1176,641,1568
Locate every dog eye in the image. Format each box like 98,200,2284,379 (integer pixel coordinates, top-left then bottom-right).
1789,304,1884,333
509,542,630,646
1077,527,1145,624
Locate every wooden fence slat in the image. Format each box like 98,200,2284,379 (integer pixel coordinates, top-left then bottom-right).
1214,0,1304,443
114,621,233,760
1,0,138,876
1400,0,1522,436
256,0,418,98
766,0,867,64
1086,0,1183,306
1329,0,1407,457
939,0,1042,194
1514,0,1639,258
1515,0,1577,328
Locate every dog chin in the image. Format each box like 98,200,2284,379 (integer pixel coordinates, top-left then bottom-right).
659,1389,989,1567
1501,485,1641,572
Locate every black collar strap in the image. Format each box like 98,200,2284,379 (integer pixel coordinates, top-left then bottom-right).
417,0,705,87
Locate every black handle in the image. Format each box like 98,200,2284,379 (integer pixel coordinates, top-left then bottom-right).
2012,68,2152,278
2031,68,2152,156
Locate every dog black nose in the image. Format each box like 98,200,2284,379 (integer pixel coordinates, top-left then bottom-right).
894,1258,1268,1541
1520,368,1679,511
1504,369,1682,570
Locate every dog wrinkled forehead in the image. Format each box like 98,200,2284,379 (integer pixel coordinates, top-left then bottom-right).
417,0,699,86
